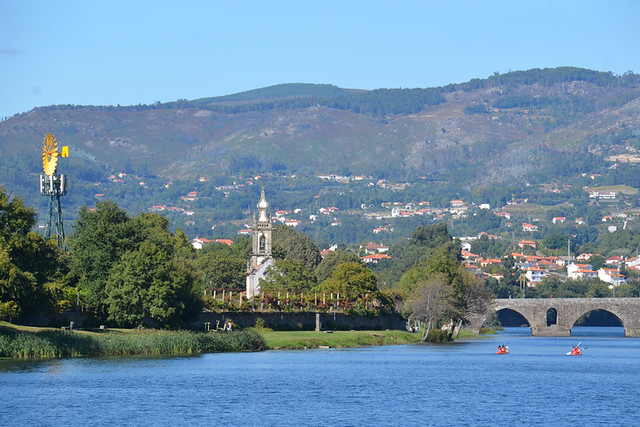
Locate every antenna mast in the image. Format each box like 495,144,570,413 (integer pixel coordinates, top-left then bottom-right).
40,133,68,250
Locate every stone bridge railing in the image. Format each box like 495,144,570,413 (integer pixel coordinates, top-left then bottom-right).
468,298,640,337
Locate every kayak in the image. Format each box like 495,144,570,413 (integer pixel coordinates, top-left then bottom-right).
566,350,582,356
497,349,509,355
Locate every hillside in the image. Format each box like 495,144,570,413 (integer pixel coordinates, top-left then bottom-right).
2,67,640,243
2,68,640,184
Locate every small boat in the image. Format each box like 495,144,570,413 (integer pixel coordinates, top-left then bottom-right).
496,346,509,354
567,343,583,356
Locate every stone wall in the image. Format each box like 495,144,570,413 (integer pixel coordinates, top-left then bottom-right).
198,311,406,331
18,310,405,331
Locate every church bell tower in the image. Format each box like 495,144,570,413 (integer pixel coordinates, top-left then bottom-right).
246,186,273,297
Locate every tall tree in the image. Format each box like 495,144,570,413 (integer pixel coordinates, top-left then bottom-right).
105,240,200,328
69,201,135,312
70,201,202,327
0,187,63,319
404,275,453,342
196,251,247,289
272,225,322,269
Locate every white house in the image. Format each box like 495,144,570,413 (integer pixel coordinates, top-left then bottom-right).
524,266,546,284
598,268,627,286
361,254,391,264
191,237,213,250
567,263,597,279
626,256,640,268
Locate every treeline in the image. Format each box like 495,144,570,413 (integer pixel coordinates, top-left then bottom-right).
31,67,639,118
453,67,640,92
2,188,493,339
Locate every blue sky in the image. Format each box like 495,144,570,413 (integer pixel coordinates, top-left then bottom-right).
2,0,639,119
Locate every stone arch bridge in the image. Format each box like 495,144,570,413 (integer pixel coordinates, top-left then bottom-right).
468,298,640,337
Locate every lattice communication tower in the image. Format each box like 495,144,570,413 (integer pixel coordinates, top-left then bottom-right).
39,133,68,250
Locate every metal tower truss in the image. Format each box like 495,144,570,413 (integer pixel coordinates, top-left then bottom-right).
40,173,68,250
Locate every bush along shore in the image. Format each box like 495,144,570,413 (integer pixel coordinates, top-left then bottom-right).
261,329,423,350
0,323,265,359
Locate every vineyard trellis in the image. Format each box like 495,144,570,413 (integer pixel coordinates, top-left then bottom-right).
202,288,386,314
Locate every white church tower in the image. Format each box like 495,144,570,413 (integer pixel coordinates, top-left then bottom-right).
246,186,274,298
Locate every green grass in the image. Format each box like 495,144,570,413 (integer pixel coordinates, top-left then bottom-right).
0,321,264,359
261,330,422,350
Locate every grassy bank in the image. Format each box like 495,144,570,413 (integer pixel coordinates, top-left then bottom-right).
0,321,264,359
261,330,423,350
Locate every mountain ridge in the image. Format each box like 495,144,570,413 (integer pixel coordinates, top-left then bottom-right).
2,67,640,187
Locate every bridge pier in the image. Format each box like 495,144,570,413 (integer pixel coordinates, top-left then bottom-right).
530,325,571,337
625,327,640,337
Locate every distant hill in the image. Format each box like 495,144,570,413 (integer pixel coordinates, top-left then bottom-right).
2,67,640,187
193,83,356,104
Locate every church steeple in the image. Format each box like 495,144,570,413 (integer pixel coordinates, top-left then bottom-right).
257,186,269,223
246,186,273,298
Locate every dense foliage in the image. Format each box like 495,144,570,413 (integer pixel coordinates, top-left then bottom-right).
0,187,67,321
69,201,202,328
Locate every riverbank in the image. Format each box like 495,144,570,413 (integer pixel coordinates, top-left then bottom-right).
261,330,423,349
0,321,487,359
0,321,264,359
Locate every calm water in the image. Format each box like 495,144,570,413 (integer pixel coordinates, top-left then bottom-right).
1,327,639,426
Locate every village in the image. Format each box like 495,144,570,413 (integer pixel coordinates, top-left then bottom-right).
151,173,640,293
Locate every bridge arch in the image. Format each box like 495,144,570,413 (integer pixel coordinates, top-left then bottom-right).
494,307,531,329
472,302,535,333
471,298,640,337
566,307,624,334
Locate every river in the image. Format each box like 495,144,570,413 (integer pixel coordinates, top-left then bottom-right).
1,327,639,426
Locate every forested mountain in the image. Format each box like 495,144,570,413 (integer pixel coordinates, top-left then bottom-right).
3,67,640,182
1,67,640,243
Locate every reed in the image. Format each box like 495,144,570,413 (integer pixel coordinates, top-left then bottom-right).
0,327,265,359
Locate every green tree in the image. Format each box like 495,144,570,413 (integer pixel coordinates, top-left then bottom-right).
384,222,455,287
196,251,246,289
404,274,453,342
272,225,322,269
69,201,135,313
70,201,202,327
587,254,605,271
315,250,361,283
0,248,38,317
395,262,426,292
543,233,569,251
105,240,200,328
0,187,64,318
320,262,378,296
261,259,318,291
397,232,490,329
